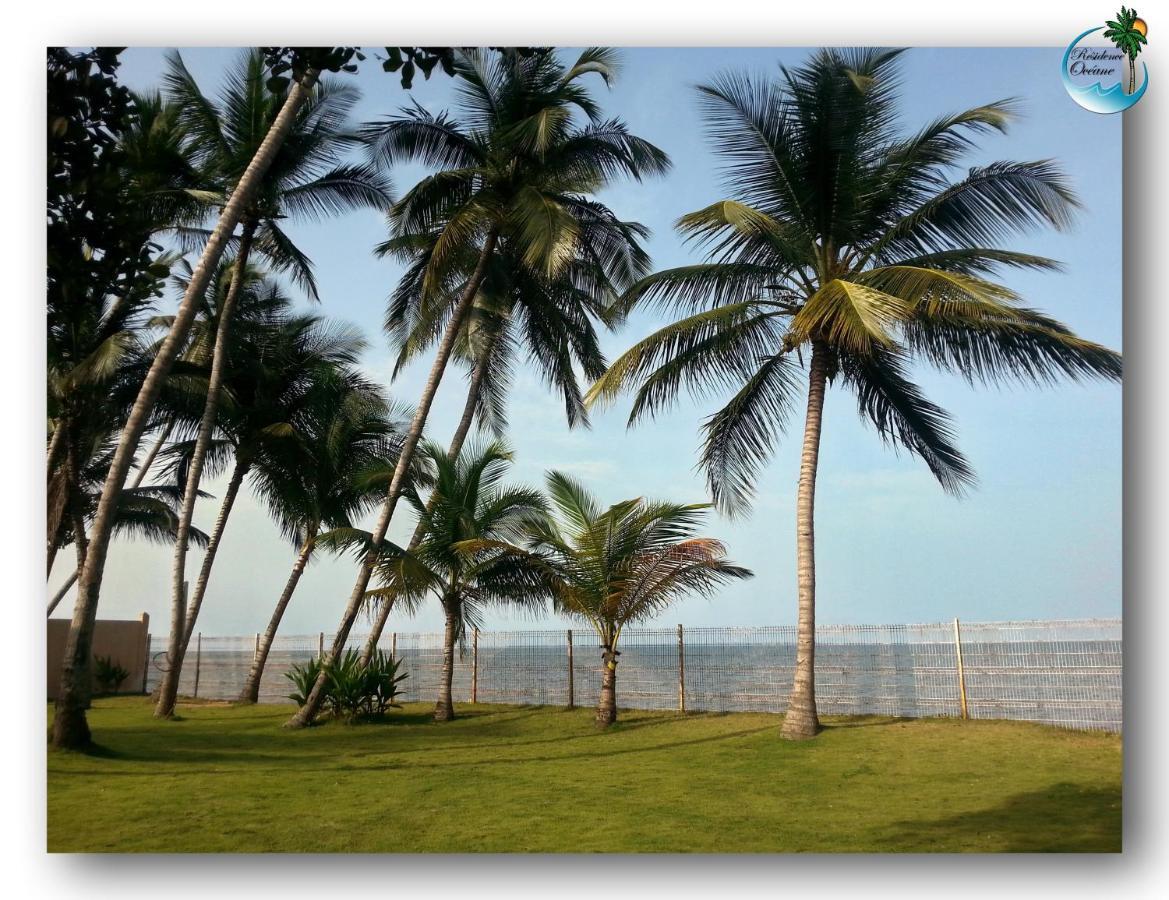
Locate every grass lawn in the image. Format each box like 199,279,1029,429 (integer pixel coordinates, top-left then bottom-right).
47,697,1121,853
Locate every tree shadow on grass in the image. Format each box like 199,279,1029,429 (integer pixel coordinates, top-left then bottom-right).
873,783,1122,852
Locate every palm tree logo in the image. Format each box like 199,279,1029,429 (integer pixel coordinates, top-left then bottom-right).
1103,6,1148,94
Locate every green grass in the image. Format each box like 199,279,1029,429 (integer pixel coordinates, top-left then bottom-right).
47,697,1121,853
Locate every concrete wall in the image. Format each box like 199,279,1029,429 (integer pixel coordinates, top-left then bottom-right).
47,614,150,699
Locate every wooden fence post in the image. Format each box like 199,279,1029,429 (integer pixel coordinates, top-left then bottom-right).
193,632,202,699
317,631,324,660
566,629,574,709
391,632,397,658
471,628,479,704
953,617,969,720
253,632,260,662
677,623,686,713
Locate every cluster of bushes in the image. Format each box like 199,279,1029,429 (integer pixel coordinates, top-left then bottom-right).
286,649,408,723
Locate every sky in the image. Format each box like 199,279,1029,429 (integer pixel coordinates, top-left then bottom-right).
49,46,1122,637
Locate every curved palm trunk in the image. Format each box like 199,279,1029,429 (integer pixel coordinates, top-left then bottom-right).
157,221,257,722
434,604,458,722
46,422,69,575
47,570,79,617
239,532,316,704
52,70,320,749
154,455,249,717
360,355,491,666
129,420,175,490
595,646,618,727
288,228,500,728
781,341,829,741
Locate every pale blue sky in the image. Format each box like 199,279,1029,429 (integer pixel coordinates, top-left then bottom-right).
50,47,1122,635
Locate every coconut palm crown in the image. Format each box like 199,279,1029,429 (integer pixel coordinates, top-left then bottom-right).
586,48,1122,739
463,471,752,726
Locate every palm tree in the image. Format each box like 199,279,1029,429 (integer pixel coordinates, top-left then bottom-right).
288,47,669,727
468,472,751,726
237,383,410,703
357,214,653,662
587,49,1122,739
328,440,547,721
52,51,330,749
1103,7,1147,94
153,297,369,717
157,50,390,719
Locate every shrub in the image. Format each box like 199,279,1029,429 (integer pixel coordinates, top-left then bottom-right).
365,649,409,715
285,650,409,723
285,655,325,707
93,655,130,694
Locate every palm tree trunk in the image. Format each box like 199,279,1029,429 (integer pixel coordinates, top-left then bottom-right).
781,340,829,741
154,454,250,718
1129,57,1136,95
434,604,458,722
287,227,500,728
360,354,491,665
52,69,321,749
46,416,71,578
156,221,257,722
595,646,618,727
239,531,316,703
129,420,175,490
47,570,79,617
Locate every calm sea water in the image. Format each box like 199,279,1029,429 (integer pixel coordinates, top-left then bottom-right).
151,638,1121,732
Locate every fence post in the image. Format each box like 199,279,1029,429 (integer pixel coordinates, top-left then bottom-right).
193,632,202,699
677,623,686,714
253,632,260,662
391,632,397,658
141,633,152,694
471,628,479,704
317,631,324,660
953,617,969,720
566,629,574,709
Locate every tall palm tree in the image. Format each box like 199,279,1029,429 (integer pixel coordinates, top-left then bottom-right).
288,47,669,727
587,49,1122,740
328,440,547,721
52,51,330,749
237,383,411,703
1103,7,1147,95
153,299,369,718
466,472,751,726
158,50,390,720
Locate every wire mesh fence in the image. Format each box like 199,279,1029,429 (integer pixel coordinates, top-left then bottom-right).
143,617,1121,732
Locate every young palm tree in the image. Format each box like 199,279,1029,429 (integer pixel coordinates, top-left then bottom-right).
153,302,369,718
1103,7,1147,94
587,50,1122,739
468,472,751,726
159,49,390,719
328,440,546,721
236,384,410,703
289,47,669,727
